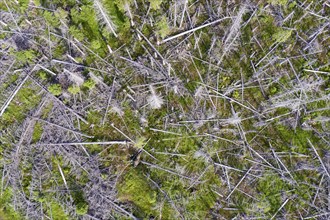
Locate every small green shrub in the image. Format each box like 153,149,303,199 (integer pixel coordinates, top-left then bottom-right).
38,71,48,80
68,85,81,95
48,84,62,96
83,79,96,90
156,16,170,38
14,50,36,63
149,0,162,10
43,11,60,27
273,29,292,43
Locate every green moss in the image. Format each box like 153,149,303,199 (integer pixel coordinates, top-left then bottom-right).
49,202,69,220
269,86,278,95
91,39,102,50
272,29,292,43
32,122,43,143
1,84,42,126
156,16,170,38
101,0,132,44
0,188,23,220
18,0,29,12
86,144,102,154
268,0,288,6
186,173,219,218
134,136,148,149
52,43,67,59
69,26,85,41
41,101,53,119
43,11,60,27
37,71,48,81
149,0,163,10
257,172,290,215
258,14,276,46
118,168,157,217
13,50,37,64
274,125,319,154
2,74,19,90
71,189,89,215
122,105,141,131
21,162,32,194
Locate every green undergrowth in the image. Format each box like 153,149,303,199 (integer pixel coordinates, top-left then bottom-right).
0,0,329,219
0,189,23,220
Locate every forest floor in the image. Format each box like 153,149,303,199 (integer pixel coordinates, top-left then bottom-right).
0,0,330,219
